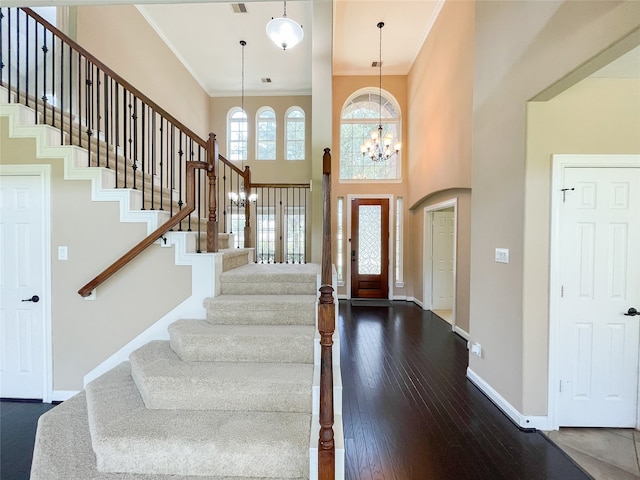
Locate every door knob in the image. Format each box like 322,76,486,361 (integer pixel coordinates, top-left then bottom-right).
624,307,638,316
21,295,40,303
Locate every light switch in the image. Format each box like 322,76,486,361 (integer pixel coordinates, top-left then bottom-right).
495,248,509,264
58,246,68,261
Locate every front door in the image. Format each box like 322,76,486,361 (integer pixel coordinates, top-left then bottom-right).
0,174,46,399
557,166,640,427
350,198,389,299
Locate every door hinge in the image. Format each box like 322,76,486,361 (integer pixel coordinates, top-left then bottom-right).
559,380,562,393
561,285,564,298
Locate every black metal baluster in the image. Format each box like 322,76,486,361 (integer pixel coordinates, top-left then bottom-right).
59,38,64,145
49,31,55,126
170,124,175,218
68,43,72,145
76,53,81,148
7,9,12,103
105,73,110,169
16,9,20,105
0,9,5,94
115,82,120,186
177,132,184,231
159,117,164,211
188,139,193,231
304,187,307,263
151,110,156,209
95,67,101,167
24,12,30,106
42,26,48,125
34,23,38,123
141,102,146,204
197,167,202,252
132,96,138,190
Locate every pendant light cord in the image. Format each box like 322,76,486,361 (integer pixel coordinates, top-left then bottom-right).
378,22,383,129
240,40,246,171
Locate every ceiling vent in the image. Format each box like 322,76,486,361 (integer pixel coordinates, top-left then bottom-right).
231,3,248,14
261,78,272,84
371,61,382,68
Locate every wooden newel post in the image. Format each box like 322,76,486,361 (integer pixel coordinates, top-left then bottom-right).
206,133,219,253
243,165,252,249
318,147,335,479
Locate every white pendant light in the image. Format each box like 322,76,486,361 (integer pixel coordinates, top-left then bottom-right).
266,0,304,51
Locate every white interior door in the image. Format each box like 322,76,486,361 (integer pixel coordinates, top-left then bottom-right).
0,174,46,399
432,211,454,311
557,166,640,427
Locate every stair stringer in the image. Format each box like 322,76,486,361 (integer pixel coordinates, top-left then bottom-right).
0,102,169,235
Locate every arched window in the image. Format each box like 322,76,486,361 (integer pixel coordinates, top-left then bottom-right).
285,107,305,161
340,89,401,180
256,107,276,160
227,107,247,161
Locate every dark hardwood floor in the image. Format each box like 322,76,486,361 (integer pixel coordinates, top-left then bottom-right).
0,400,55,480
1,300,588,480
339,300,590,480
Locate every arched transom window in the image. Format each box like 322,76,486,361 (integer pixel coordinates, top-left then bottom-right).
256,107,276,160
227,107,247,161
285,107,305,161
340,89,401,180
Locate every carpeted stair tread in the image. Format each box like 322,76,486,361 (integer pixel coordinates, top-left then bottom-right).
31,393,303,480
220,263,319,295
169,320,315,363
130,341,313,412
86,363,311,478
205,294,317,325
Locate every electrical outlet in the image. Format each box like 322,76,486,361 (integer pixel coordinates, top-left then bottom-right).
58,246,68,260
471,342,482,357
495,248,509,264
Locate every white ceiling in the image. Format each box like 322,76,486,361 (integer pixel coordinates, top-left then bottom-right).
136,0,444,97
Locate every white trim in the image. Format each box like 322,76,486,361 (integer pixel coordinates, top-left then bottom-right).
423,198,458,333
407,296,424,309
346,194,395,300
0,164,53,403
467,367,550,431
548,154,640,431
392,295,407,301
454,326,470,341
52,390,79,402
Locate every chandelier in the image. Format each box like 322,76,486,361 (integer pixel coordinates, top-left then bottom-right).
229,186,257,208
360,22,401,162
229,39,257,208
266,0,304,51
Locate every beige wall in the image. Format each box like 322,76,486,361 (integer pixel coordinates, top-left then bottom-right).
76,5,210,139
522,77,640,413
209,95,312,184
406,0,474,208
331,75,408,298
1,119,191,390
470,0,640,412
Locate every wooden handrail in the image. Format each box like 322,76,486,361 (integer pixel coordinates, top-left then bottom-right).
318,148,335,479
20,7,206,149
217,153,245,176
78,160,212,297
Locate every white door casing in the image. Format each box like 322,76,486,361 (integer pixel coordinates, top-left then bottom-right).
423,199,457,330
550,155,640,428
432,211,455,311
0,166,52,401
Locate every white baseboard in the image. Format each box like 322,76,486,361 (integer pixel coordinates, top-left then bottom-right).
407,296,424,308
52,390,79,402
454,325,470,341
392,295,407,301
466,367,550,431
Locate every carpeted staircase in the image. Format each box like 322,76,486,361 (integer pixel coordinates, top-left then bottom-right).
30,262,322,479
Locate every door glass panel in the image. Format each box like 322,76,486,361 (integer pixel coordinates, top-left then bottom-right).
358,205,381,274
